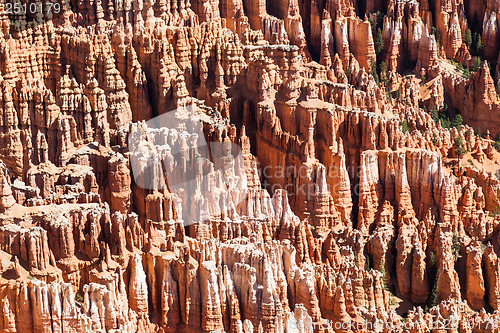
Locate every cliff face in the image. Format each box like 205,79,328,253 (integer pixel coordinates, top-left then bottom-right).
0,0,500,332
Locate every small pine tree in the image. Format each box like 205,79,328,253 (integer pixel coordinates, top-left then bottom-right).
494,136,500,152
375,28,384,55
346,67,352,83
370,58,380,84
431,108,439,123
431,27,442,49
452,114,463,129
464,29,472,48
454,136,467,158
427,271,440,310
379,61,388,86
432,133,438,145
477,34,483,56
379,61,387,74
473,32,483,57
400,121,409,133
395,87,402,100
473,57,481,72
440,117,451,129
75,293,84,303
376,11,384,29
429,251,436,268
386,88,393,103
452,233,461,262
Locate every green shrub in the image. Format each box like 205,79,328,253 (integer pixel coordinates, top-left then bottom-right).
431,108,439,123
454,136,467,157
494,135,500,152
375,28,384,55
452,233,461,262
400,121,409,134
370,58,379,84
440,117,451,129
464,29,472,48
426,271,440,310
75,293,84,303
395,87,402,100
473,57,481,72
431,133,438,145
473,32,483,57
452,114,463,129
489,206,500,217
431,27,441,50
346,67,352,83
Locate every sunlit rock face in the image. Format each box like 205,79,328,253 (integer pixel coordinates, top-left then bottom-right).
0,0,500,331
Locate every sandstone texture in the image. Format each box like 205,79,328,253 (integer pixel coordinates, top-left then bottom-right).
0,0,500,332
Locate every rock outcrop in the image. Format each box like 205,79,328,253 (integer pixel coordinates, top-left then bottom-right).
0,0,499,332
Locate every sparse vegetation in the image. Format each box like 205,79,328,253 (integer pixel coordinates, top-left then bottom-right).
379,265,389,289
473,32,483,57
75,293,84,303
452,233,461,262
376,11,384,30
426,271,440,311
431,27,441,50
370,58,379,84
386,88,393,103
473,57,481,72
454,136,467,158
456,62,471,78
375,28,384,56
346,67,352,83
379,61,387,85
464,29,472,48
432,133,438,145
489,206,500,218
429,252,436,271
431,108,439,123
494,135,500,152
395,87,402,101
452,114,463,129
400,121,409,134
439,115,451,129
497,77,500,96
437,104,453,128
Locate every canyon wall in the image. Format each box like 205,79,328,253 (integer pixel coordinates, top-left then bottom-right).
0,0,499,332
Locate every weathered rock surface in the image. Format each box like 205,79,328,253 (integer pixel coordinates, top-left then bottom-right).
0,0,499,332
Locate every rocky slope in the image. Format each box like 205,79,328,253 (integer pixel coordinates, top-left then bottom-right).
0,0,500,332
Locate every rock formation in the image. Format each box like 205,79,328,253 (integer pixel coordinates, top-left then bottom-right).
0,0,499,332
